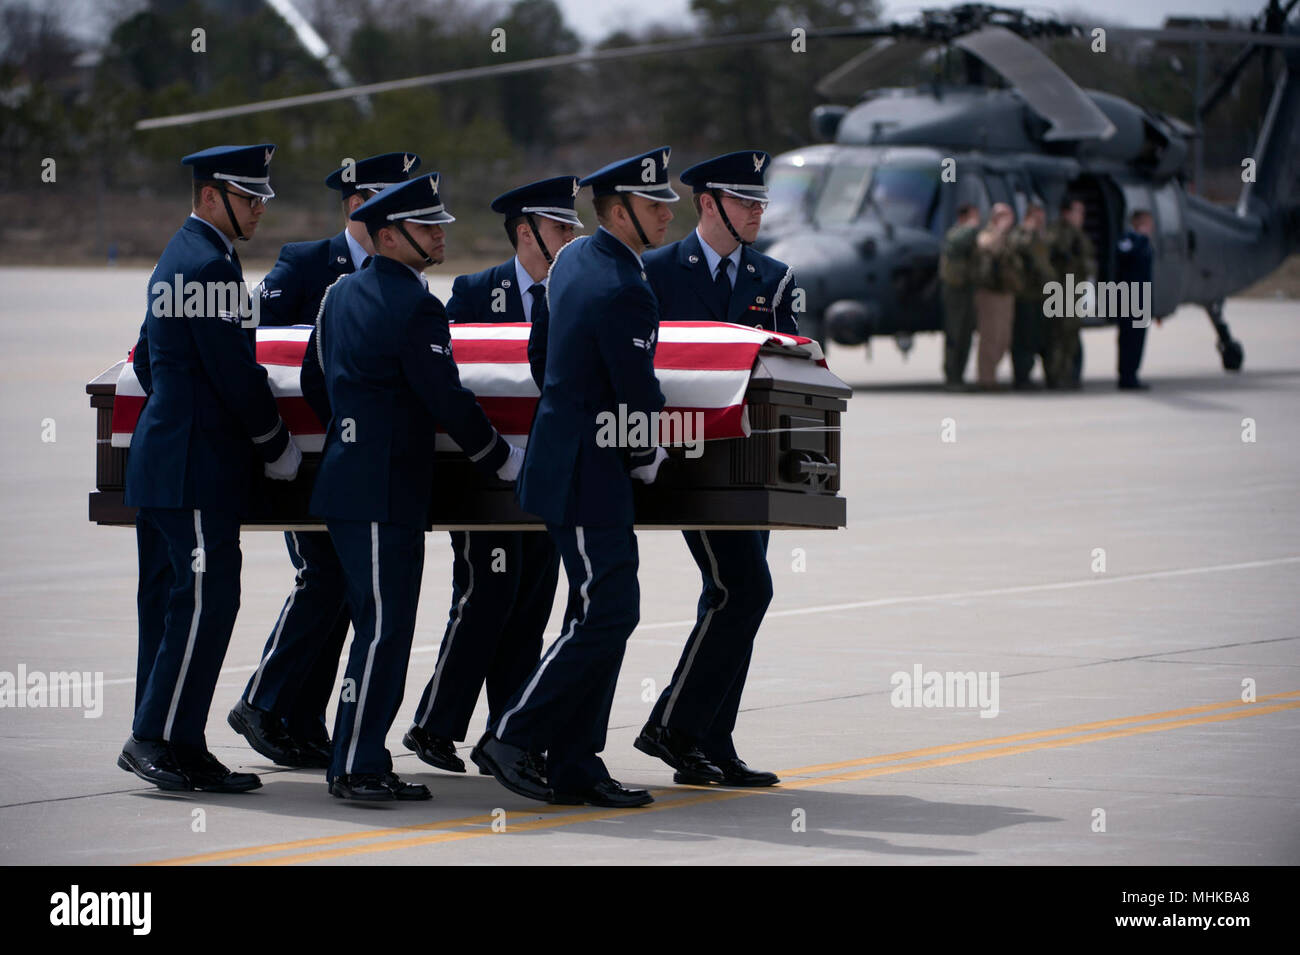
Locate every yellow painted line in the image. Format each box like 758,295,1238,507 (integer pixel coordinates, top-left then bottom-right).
229,697,1300,866
782,689,1300,776
140,806,577,866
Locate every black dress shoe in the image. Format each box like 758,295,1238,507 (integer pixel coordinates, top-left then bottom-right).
470,733,552,803
173,746,262,793
712,757,780,787
551,778,654,808
1118,379,1150,390
118,735,192,791
633,723,724,783
227,699,305,766
403,726,466,773
329,772,431,801
284,722,332,769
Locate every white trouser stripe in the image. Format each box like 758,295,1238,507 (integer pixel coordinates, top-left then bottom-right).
661,530,728,726
247,531,305,706
163,509,206,741
497,526,590,740
345,522,383,774
415,532,474,727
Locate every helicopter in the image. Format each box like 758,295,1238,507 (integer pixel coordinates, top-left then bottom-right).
749,2,1300,373
135,1,1300,374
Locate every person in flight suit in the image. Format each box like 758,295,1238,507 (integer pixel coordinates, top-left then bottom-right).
1009,202,1054,390
1044,198,1097,390
121,144,301,793
634,150,794,789
403,177,579,773
471,147,678,809
231,151,421,770
1115,209,1155,390
302,172,524,801
972,202,1023,390
940,203,981,390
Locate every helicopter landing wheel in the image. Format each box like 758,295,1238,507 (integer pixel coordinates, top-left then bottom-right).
1219,339,1244,372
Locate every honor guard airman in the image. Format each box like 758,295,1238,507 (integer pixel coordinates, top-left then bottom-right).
302,172,522,801
402,176,579,773
121,144,301,793
230,151,421,770
635,150,793,788
1115,209,1155,390
471,148,677,808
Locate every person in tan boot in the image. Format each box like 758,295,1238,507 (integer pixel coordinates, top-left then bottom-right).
972,203,1022,390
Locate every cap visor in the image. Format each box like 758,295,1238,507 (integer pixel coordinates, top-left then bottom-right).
630,187,680,203
535,210,584,227
404,212,456,225
226,181,275,198
720,186,769,201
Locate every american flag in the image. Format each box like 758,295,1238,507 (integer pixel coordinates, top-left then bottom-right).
111,321,824,453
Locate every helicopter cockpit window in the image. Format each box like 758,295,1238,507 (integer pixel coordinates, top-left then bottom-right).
765,159,824,226
813,160,874,227
867,163,941,231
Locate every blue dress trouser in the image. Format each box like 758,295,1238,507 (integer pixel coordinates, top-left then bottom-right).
491,524,639,792
242,530,350,737
648,530,773,761
326,519,426,780
133,507,242,747
410,529,559,740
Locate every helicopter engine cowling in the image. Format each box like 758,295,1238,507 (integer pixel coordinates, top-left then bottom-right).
824,299,879,346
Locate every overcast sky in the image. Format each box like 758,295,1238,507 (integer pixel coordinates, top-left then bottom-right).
553,0,1267,42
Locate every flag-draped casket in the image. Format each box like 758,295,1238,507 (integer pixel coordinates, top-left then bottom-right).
88,322,849,529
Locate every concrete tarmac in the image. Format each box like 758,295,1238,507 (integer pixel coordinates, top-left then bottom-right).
0,267,1296,865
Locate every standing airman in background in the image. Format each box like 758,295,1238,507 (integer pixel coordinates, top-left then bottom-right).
1044,198,1097,389
940,203,981,390
231,151,421,770
1009,202,1054,390
1115,209,1156,390
972,202,1022,391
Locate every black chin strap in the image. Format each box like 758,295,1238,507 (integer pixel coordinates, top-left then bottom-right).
218,186,247,242
525,214,553,265
619,195,651,248
712,189,749,247
395,222,433,266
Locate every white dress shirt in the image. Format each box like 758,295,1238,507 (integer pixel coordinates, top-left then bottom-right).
695,228,741,289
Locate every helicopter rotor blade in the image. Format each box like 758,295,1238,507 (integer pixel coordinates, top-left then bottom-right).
1103,27,1300,49
814,38,934,98
954,26,1116,141
134,26,888,131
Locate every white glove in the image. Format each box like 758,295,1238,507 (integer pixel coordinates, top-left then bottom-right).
496,443,525,482
264,440,302,481
630,446,668,484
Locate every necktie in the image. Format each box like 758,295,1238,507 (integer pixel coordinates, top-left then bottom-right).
714,258,732,315
529,283,548,326
361,255,372,270
229,245,242,277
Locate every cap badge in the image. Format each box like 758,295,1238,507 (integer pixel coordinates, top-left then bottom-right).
430,175,439,195
661,149,669,170
402,154,416,173
572,178,580,198
753,153,765,172
264,148,273,165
